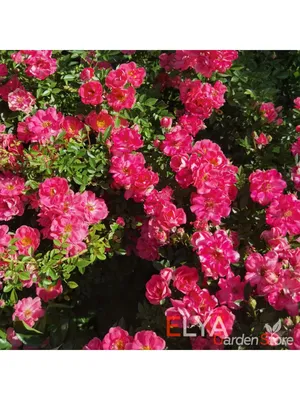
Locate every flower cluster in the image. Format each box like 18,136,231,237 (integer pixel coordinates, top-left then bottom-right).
191,229,240,279
245,248,300,316
0,171,25,221
159,51,238,78
136,187,186,260
11,50,57,80
179,79,227,119
83,327,165,350
37,177,108,255
260,102,283,125
17,107,64,144
0,131,23,170
146,265,236,339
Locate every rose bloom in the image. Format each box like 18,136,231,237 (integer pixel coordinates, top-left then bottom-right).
0,171,25,196
126,330,166,350
249,169,287,206
191,230,240,279
160,117,173,129
191,336,223,350
105,68,128,89
289,323,300,350
25,54,57,80
145,274,172,305
0,196,24,221
107,86,136,112
85,110,114,133
266,193,300,235
26,107,64,143
39,177,69,208
294,97,300,110
78,81,103,105
216,275,245,310
83,337,102,350
205,306,235,339
119,62,146,88
102,327,132,350
291,137,300,156
0,224,10,247
15,225,40,255
255,132,269,147
62,116,84,140
80,67,94,81
12,297,45,327
36,280,63,302
158,268,173,285
116,216,125,226
0,63,8,77
173,265,199,294
79,191,108,224
6,328,22,348
264,332,280,347
0,75,22,101
8,88,36,114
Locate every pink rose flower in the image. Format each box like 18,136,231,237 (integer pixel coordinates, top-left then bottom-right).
145,274,172,305
102,327,132,350
83,337,102,350
15,225,40,255
13,297,45,327
36,280,63,302
127,330,166,350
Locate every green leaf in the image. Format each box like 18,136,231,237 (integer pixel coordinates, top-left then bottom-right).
144,98,158,106
67,281,78,289
64,74,75,80
19,272,30,281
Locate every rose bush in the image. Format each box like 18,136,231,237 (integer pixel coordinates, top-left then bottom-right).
1,50,300,350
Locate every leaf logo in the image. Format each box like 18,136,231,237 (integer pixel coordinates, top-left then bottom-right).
272,320,281,333
264,320,281,333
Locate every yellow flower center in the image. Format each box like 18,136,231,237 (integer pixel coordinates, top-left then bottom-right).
64,224,73,233
115,340,125,350
42,121,52,128
24,309,32,318
6,184,15,190
20,237,32,246
97,120,105,128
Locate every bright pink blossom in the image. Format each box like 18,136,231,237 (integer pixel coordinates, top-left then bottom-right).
107,86,136,112
119,62,146,87
216,275,245,310
13,297,45,327
15,226,40,255
289,324,300,350
266,194,300,235
294,97,300,110
127,330,166,350
191,230,240,279
83,337,102,350
173,265,199,294
8,88,36,114
146,275,172,305
102,327,132,350
36,280,63,302
80,67,94,81
78,81,103,105
85,110,114,133
205,306,235,339
26,107,64,143
62,116,84,139
249,169,287,206
79,191,108,224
